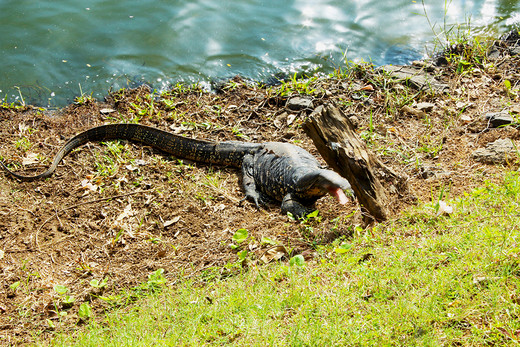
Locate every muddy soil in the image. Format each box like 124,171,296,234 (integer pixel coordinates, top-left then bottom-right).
1,36,519,344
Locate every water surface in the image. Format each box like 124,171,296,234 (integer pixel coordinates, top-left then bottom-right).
1,0,519,106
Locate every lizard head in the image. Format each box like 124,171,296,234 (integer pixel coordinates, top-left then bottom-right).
296,169,353,204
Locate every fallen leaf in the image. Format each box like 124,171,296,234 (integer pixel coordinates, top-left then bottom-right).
402,105,426,117
260,245,288,264
80,179,99,192
436,200,453,216
163,216,181,228
134,159,147,166
22,153,39,165
116,203,135,221
460,114,472,124
287,114,297,125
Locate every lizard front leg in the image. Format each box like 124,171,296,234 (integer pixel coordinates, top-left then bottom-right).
241,154,269,209
281,193,316,219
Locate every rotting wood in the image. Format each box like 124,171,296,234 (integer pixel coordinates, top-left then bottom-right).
304,103,414,222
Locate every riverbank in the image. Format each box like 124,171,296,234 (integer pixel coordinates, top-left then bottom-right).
1,31,519,344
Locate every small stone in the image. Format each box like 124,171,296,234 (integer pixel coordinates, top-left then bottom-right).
416,102,435,112
484,110,514,127
510,47,520,56
471,138,516,164
286,96,313,111
460,114,472,124
348,116,359,128
511,105,520,114
487,47,502,60
456,101,474,110
100,108,116,114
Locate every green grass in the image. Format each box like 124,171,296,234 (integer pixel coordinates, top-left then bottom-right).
49,171,520,346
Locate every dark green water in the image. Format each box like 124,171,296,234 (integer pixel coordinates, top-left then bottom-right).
1,0,519,106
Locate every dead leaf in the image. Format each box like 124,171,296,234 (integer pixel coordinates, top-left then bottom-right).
260,245,288,264
436,200,453,216
116,203,135,221
402,105,426,117
100,108,116,114
80,179,99,192
287,114,297,125
460,114,472,124
22,153,39,165
164,216,181,228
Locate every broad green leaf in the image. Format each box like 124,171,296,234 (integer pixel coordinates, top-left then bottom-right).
238,250,248,261
334,243,352,254
232,228,248,243
53,284,69,295
289,254,305,267
89,278,108,289
261,237,277,246
306,210,319,219
63,295,75,304
78,303,92,320
9,281,20,290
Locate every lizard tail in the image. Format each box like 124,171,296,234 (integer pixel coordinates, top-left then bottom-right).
1,124,256,181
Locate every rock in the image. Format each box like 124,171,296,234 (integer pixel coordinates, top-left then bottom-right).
484,111,514,127
348,115,360,128
471,138,516,164
487,46,502,60
286,96,313,111
379,65,449,93
460,114,473,124
511,105,520,114
401,105,426,117
510,47,520,56
416,102,435,112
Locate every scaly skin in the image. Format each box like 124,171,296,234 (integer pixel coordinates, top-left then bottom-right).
1,124,352,217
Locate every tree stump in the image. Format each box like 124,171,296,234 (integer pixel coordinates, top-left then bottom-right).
303,103,414,223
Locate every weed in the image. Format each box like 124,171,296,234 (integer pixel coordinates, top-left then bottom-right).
421,0,490,74
277,72,317,97
14,137,32,152
74,84,94,104
504,79,518,98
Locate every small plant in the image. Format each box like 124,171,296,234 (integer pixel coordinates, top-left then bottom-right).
504,79,518,98
9,281,21,291
78,303,92,321
289,254,305,267
230,228,248,250
74,84,94,104
53,284,75,309
14,137,32,152
89,278,108,289
277,72,317,97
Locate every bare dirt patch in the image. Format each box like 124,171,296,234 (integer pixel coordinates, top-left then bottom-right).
1,39,520,344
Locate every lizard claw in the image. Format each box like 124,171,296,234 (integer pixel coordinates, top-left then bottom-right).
240,192,268,210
